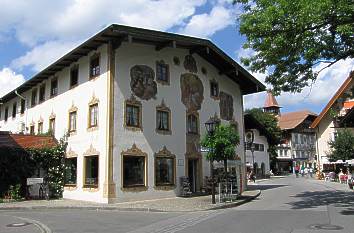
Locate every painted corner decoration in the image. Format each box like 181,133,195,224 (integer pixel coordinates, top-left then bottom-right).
130,65,157,100
219,91,234,120
183,55,197,73
180,73,204,112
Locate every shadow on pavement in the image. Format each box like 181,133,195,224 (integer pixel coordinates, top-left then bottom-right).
248,184,288,191
287,190,354,215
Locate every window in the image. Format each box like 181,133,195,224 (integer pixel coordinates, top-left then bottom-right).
50,79,58,97
88,104,98,128
126,104,140,128
155,157,175,186
49,118,55,135
187,114,198,134
84,155,99,187
284,149,288,156
70,66,79,88
210,81,219,98
64,157,77,186
38,122,43,134
31,89,37,107
20,99,25,114
69,111,77,132
123,155,145,187
12,102,17,118
259,144,265,151
90,55,100,78
156,110,170,131
30,125,35,135
156,61,169,84
279,150,283,156
4,107,8,121
39,84,45,102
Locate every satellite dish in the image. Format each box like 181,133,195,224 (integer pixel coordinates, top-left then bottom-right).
245,131,254,144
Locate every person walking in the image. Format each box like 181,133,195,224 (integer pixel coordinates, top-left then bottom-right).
304,167,309,178
295,165,300,178
309,167,313,178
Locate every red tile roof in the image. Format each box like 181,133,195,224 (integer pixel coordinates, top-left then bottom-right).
278,110,317,130
0,131,57,149
264,91,280,108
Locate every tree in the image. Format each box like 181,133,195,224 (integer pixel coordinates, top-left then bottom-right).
234,0,354,94
245,108,282,170
201,124,240,175
328,129,354,162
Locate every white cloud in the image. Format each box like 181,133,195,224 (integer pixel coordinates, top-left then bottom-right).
0,67,25,98
11,40,79,72
243,59,354,111
180,4,235,38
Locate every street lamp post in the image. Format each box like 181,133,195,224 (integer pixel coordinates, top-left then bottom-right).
205,117,220,204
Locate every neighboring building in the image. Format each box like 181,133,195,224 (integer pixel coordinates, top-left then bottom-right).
263,92,317,174
0,25,264,203
244,113,277,177
310,71,354,171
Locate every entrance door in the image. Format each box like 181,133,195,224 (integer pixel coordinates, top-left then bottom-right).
188,159,198,193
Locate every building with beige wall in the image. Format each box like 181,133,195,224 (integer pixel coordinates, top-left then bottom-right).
0,25,264,203
310,71,354,171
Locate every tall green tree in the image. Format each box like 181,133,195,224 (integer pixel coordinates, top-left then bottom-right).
235,0,354,94
245,108,281,169
201,124,240,175
328,129,354,162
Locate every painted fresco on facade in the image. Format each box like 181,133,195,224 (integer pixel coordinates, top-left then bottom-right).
130,65,157,100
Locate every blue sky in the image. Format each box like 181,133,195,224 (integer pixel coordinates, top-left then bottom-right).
0,0,353,114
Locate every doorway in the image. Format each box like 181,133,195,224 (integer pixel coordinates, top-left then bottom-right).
188,159,198,193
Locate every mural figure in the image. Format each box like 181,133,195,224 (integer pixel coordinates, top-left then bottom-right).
219,91,234,120
183,55,198,73
130,65,157,100
180,73,204,112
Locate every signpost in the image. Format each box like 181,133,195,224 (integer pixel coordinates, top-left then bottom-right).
26,178,43,185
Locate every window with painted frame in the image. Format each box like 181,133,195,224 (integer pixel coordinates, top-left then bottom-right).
125,103,141,128
187,113,198,134
123,155,146,188
30,125,35,135
84,155,99,187
49,117,55,136
88,103,98,128
64,157,77,186
156,110,170,131
69,111,77,133
156,60,169,84
37,122,43,134
155,147,175,187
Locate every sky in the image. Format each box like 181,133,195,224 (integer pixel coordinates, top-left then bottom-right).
0,0,353,114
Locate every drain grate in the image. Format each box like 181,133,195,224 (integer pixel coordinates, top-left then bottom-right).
309,224,343,231
6,222,32,228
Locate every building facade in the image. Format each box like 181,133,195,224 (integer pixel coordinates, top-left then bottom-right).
310,71,354,171
263,92,317,174
0,25,264,203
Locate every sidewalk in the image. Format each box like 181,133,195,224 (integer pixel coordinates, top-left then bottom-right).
0,189,260,212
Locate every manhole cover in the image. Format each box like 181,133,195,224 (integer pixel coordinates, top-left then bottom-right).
6,222,32,228
309,224,343,230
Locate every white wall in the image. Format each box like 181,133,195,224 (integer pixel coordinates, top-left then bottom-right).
245,129,270,174
112,42,245,202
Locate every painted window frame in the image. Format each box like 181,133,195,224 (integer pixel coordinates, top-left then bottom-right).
124,96,142,131
64,157,77,187
186,112,199,135
83,155,99,188
156,60,170,85
156,100,171,134
154,146,176,189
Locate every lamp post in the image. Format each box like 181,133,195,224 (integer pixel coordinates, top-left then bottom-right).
205,117,220,204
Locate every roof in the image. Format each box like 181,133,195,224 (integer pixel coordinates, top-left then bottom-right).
0,131,57,149
0,25,265,104
310,71,354,128
278,110,317,130
264,91,280,108
244,113,278,144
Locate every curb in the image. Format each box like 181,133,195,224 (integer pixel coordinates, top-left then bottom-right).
0,190,261,213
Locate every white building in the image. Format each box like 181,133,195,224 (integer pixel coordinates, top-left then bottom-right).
310,71,354,171
244,113,274,177
0,25,264,203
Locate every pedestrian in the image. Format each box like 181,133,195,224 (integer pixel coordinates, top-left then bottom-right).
309,167,313,178
300,168,304,177
295,165,299,178
304,167,309,178
250,170,256,183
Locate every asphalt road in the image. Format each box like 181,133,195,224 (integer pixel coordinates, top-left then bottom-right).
1,176,354,233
